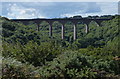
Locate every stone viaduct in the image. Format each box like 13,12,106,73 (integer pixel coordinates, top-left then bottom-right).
11,18,112,40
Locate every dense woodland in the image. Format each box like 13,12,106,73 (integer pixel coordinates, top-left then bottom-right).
0,15,120,79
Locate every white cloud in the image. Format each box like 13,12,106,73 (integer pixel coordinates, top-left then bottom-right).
0,3,2,15
61,2,118,17
97,3,118,14
21,2,56,7
1,0,119,2
2,2,118,19
7,3,47,19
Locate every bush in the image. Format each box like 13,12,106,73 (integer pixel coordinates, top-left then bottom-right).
2,41,63,66
2,57,38,78
38,51,97,79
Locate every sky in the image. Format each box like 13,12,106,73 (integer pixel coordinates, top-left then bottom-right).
0,2,119,19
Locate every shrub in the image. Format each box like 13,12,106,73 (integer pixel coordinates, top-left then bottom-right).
38,51,97,79
2,41,63,66
2,57,38,78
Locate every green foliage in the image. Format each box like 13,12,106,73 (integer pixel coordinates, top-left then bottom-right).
38,51,97,79
1,15,120,78
3,41,63,66
2,57,37,78
37,51,120,79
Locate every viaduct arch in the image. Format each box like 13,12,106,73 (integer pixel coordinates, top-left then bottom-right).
11,18,112,40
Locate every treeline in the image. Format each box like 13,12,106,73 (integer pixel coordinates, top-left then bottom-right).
55,15,116,19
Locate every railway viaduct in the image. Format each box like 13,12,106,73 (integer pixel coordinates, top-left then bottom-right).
11,18,112,40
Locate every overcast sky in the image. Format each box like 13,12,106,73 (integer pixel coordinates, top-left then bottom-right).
1,2,118,19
